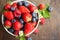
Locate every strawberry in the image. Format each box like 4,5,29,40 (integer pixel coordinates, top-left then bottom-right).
40,18,45,24
14,30,19,35
30,22,36,27
39,4,45,10
28,4,37,12
4,4,11,10
4,11,14,20
11,2,17,8
19,6,30,13
13,21,22,31
14,9,21,17
22,13,32,22
24,23,34,35
34,29,39,34
4,20,12,28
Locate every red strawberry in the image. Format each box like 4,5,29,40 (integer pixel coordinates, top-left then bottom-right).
4,20,12,27
22,13,32,22
30,22,36,27
14,30,19,35
4,4,11,10
34,29,39,34
12,3,17,8
19,6,30,13
4,11,14,20
14,9,21,17
28,4,37,12
13,21,22,31
40,18,45,24
24,23,34,35
39,4,45,10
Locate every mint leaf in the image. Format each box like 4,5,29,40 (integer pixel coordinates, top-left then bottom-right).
42,10,50,18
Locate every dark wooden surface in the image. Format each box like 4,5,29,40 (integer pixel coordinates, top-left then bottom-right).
0,0,60,40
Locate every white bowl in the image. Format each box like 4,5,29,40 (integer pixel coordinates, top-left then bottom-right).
2,0,40,36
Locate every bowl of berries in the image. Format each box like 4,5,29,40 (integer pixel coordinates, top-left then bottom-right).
2,0,40,37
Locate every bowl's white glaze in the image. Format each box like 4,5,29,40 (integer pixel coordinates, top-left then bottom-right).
2,0,40,36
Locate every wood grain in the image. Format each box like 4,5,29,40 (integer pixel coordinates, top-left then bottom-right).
0,0,60,40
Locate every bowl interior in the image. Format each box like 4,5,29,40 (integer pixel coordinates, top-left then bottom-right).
2,0,40,36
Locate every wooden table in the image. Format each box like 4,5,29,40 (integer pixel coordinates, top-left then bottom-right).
0,0,60,40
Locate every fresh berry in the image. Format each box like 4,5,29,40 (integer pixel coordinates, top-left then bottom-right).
39,4,45,10
12,3,17,8
27,37,32,40
17,1,23,6
13,21,22,31
4,20,12,27
4,4,11,10
14,30,19,35
8,28,14,33
34,29,39,34
32,17,36,22
4,11,14,20
31,22,36,27
22,13,32,22
28,4,37,12
12,19,16,23
14,9,21,17
19,6,30,13
10,7,16,12
40,18,45,24
47,6,53,12
23,1,29,7
32,12,37,18
19,19,24,24
24,23,34,35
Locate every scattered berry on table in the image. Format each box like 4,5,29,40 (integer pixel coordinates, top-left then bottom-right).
39,4,45,10
47,6,53,12
40,18,45,24
27,37,32,40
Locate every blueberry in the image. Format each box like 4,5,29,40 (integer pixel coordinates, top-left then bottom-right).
32,17,36,22
47,6,53,12
17,1,23,6
27,37,32,40
10,7,15,12
23,1,29,7
8,28,14,33
12,19,16,23
32,12,37,18
19,19,24,24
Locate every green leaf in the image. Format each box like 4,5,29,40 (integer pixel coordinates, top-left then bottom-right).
42,10,50,18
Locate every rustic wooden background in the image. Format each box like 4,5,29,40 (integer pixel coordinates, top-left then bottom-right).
0,0,60,40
